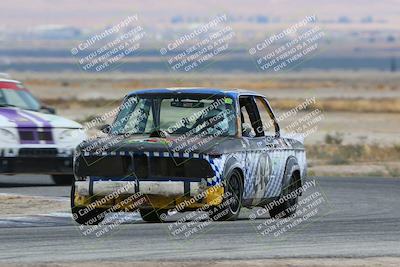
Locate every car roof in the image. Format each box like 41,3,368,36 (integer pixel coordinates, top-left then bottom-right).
0,78,26,90
127,87,265,98
0,78,21,84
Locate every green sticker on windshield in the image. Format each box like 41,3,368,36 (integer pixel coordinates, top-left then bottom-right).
225,98,233,104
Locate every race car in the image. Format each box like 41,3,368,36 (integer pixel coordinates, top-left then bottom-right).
0,78,86,185
72,88,307,224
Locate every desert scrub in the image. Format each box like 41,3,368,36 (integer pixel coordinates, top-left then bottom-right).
325,132,344,145
385,165,400,178
307,144,400,164
271,98,400,113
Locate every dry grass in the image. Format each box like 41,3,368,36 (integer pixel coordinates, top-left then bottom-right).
15,71,400,113
307,144,400,164
271,98,400,113
41,97,400,113
42,98,118,109
307,144,400,177
23,76,340,91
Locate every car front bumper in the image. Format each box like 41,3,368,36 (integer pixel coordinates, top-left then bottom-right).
73,179,225,210
0,146,75,174
0,156,73,174
75,180,204,197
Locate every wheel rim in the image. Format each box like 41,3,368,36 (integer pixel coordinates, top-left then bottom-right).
227,172,242,214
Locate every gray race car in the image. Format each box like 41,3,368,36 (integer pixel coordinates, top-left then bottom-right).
71,88,307,224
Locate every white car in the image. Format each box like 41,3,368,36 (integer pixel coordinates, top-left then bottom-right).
0,78,86,185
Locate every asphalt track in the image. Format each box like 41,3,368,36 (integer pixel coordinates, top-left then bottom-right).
0,175,399,264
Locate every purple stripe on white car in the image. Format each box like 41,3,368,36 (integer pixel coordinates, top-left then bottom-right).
17,110,54,144
0,108,40,144
0,108,37,128
18,110,52,128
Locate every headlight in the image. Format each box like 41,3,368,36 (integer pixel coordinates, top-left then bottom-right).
0,128,18,143
59,129,85,142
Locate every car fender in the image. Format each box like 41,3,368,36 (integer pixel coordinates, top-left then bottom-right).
281,156,301,195
222,155,244,186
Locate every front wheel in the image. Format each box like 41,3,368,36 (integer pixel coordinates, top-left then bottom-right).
70,184,105,225
71,206,106,225
139,208,168,223
212,169,243,221
51,174,73,186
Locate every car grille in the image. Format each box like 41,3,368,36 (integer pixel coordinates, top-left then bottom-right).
18,128,53,142
19,148,58,157
75,153,214,179
149,157,214,178
19,131,35,141
75,155,131,177
38,131,53,141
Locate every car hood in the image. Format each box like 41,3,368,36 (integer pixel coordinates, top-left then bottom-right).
0,107,82,129
79,135,246,156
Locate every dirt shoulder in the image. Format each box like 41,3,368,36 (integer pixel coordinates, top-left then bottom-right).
0,194,69,217
309,162,400,178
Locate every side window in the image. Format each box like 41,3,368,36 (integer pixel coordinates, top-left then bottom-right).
239,96,263,137
254,97,277,137
0,90,6,104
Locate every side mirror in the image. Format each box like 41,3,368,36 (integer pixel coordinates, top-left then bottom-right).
99,124,111,134
40,106,56,114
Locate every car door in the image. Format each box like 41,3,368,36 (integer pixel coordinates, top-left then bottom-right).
254,96,289,199
239,95,272,203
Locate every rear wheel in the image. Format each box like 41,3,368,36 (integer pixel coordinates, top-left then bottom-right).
269,174,298,218
139,208,168,223
51,174,73,186
212,169,243,221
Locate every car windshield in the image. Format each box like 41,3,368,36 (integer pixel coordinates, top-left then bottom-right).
111,93,237,137
0,88,41,111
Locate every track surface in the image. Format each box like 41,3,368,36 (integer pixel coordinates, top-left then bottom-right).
0,175,399,263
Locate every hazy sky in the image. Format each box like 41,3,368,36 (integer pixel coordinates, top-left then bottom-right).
2,0,400,30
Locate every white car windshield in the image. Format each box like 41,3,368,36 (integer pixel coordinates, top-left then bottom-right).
0,88,41,111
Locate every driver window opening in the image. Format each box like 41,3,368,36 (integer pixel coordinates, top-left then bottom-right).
254,97,277,137
239,96,263,137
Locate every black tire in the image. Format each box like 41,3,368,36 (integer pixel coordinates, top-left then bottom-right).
71,206,106,225
70,183,105,225
211,169,243,221
269,173,298,219
51,174,73,186
139,208,168,223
